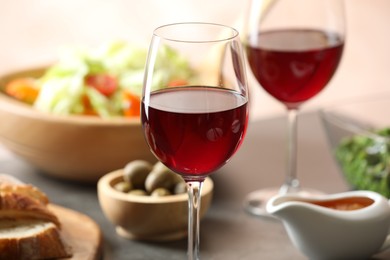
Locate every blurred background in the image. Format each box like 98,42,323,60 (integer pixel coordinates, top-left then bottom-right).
0,0,389,119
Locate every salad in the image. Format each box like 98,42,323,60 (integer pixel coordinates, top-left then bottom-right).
4,41,194,118
335,127,390,198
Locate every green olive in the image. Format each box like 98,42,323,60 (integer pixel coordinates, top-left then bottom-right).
123,160,153,189
145,163,180,193
174,181,187,194
113,181,133,193
153,161,170,172
151,188,172,197
154,162,183,183
128,189,148,196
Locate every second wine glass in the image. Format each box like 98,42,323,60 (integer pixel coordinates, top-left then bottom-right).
243,0,346,217
142,23,249,259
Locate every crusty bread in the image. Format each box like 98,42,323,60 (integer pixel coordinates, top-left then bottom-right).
0,174,59,226
0,174,72,259
0,192,60,226
0,173,49,205
0,182,50,205
0,219,71,260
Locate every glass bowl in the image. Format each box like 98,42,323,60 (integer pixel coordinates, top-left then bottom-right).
320,94,390,198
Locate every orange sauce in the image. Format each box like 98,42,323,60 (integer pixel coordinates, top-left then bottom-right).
311,197,374,211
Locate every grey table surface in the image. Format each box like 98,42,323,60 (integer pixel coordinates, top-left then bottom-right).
1,111,389,260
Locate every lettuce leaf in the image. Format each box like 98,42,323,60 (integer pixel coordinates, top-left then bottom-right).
33,41,194,117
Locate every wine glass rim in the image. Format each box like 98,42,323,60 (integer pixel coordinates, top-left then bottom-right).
152,22,239,43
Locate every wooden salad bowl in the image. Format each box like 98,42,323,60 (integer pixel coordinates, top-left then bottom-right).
0,67,156,183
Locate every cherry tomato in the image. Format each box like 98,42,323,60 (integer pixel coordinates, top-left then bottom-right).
122,90,140,117
85,74,118,97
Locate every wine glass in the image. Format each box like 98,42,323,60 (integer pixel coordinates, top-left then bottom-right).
243,0,346,217
142,22,249,259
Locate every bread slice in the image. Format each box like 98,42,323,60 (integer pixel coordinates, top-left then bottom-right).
0,190,60,226
0,219,71,260
0,182,49,205
0,174,71,259
0,174,59,226
0,174,49,205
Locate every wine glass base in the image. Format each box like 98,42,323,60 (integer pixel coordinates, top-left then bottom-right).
244,188,280,219
244,187,325,218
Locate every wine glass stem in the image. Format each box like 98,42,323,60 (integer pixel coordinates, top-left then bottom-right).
186,180,203,260
280,108,300,194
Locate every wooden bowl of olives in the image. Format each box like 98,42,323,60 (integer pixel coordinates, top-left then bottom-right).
97,160,214,241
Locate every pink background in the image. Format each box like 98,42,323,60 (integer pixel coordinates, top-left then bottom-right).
0,0,389,120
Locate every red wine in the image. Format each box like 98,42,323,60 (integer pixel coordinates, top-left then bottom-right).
247,29,344,109
142,86,248,179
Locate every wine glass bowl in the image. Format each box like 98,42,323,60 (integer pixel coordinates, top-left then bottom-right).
244,0,345,216
142,87,248,178
142,23,249,259
246,29,344,110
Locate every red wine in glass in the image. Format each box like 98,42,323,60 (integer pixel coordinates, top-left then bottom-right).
143,23,249,259
247,29,344,109
142,86,248,180
244,28,344,217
